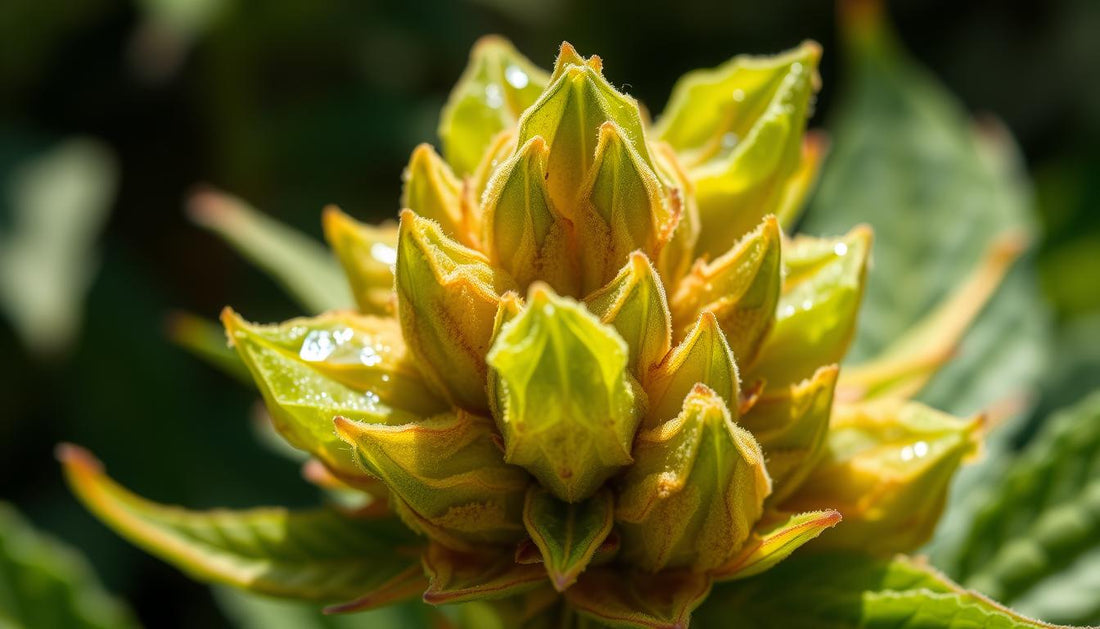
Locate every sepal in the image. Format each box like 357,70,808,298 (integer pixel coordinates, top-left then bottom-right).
749,225,872,387
421,543,546,605
402,144,471,245
782,398,980,554
522,487,614,591
394,209,516,412
616,385,772,572
487,285,641,502
565,568,712,629
585,251,672,381
670,215,781,366
646,312,740,426
335,412,530,550
439,35,549,177
711,509,841,581
322,207,397,314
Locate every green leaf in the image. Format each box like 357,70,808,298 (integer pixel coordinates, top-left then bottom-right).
189,188,353,313
797,5,1051,565
944,391,1100,626
216,587,438,629
0,502,137,629
439,35,549,177
522,487,614,591
223,308,427,482
59,445,425,605
695,552,1064,628
0,138,116,356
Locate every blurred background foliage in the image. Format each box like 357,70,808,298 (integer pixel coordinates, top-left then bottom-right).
1,0,1099,627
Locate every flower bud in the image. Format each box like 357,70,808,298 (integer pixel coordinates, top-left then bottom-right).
576,122,680,294
646,311,740,427
655,42,821,257
322,206,396,315
781,398,980,554
516,43,655,222
486,284,641,502
585,251,672,381
749,225,872,387
394,210,516,412
616,385,772,572
481,136,578,294
401,144,472,245
738,365,838,502
335,412,530,550
439,35,549,177
670,215,781,367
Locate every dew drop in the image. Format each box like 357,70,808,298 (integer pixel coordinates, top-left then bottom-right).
721,132,739,149
900,445,915,462
732,88,745,102
504,65,529,89
913,441,929,458
300,330,336,361
485,84,504,109
371,242,397,265
833,242,848,256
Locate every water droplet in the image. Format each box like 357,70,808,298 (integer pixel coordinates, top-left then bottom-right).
485,84,504,109
731,88,745,102
300,330,336,361
791,62,803,75
833,242,848,256
913,441,929,458
721,132,739,149
504,65,529,89
359,346,382,367
801,299,813,311
900,445,914,461
542,303,555,316
780,305,796,318
371,242,397,265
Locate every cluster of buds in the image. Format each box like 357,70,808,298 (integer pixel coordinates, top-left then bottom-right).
63,37,1000,628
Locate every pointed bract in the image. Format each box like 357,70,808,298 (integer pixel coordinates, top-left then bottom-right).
401,144,471,245
439,35,549,177
566,568,712,629
522,487,614,591
394,210,516,412
749,225,872,387
322,207,397,314
781,398,980,554
335,412,530,551
585,252,672,381
739,364,838,501
671,215,782,366
481,136,577,294
617,386,772,572
646,312,740,427
487,285,641,502
656,42,822,256
712,509,842,581
576,122,679,293
421,543,547,605
516,44,655,222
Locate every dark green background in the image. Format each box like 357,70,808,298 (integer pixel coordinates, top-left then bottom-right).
2,0,1098,626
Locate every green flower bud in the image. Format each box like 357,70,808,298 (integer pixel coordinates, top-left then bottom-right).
322,207,397,315
486,284,641,502
670,215,781,367
749,225,872,387
646,311,740,427
516,43,655,222
739,365,838,502
616,385,772,572
585,251,672,381
577,121,680,294
394,210,516,412
335,412,530,550
656,42,821,257
781,398,980,554
401,144,471,245
439,35,549,177
481,136,578,295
